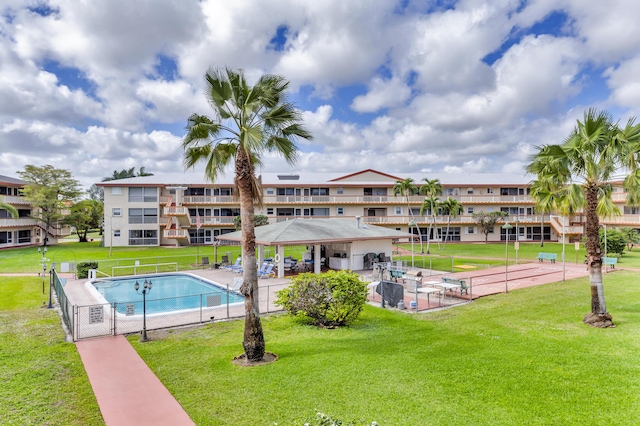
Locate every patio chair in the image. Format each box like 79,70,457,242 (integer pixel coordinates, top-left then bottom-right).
223,257,242,271
228,277,243,292
258,263,275,279
220,255,229,266
200,257,210,269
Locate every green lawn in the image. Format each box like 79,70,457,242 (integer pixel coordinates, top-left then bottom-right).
0,242,313,275
3,241,640,425
0,276,104,425
130,271,640,425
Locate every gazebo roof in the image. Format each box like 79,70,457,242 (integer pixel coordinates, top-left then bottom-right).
220,218,410,246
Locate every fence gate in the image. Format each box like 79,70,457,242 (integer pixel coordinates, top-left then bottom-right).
75,303,114,340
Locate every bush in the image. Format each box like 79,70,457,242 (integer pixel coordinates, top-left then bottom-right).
275,270,368,327
77,262,98,279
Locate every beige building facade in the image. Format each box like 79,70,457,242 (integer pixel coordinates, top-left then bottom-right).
97,169,639,248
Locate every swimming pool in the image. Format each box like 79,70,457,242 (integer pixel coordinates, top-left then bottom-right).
91,273,244,315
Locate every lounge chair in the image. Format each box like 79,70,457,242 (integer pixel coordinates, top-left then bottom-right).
258,263,275,278
223,257,242,271
236,261,268,275
228,277,243,292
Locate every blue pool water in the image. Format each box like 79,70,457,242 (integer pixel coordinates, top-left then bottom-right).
92,273,244,315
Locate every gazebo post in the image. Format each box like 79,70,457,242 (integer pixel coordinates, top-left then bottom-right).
314,244,321,274
277,245,284,278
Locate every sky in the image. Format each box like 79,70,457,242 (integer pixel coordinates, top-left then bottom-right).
2,0,640,191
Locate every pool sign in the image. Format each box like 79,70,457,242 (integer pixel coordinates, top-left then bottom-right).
126,304,135,316
89,306,104,324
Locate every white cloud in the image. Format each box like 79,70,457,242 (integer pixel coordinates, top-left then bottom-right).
1,0,640,190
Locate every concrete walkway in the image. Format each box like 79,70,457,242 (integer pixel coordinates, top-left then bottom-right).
76,335,195,426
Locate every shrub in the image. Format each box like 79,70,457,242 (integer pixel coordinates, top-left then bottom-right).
77,262,98,279
275,270,368,327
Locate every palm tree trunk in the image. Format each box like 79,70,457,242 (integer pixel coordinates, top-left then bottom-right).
540,213,544,247
584,183,608,318
434,213,441,250
407,201,423,254
237,151,265,361
443,216,451,249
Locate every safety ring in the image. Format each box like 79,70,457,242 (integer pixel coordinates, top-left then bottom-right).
274,254,281,263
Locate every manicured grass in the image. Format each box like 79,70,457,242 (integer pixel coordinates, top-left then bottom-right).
396,241,640,270
0,277,103,425
0,243,309,275
130,271,640,425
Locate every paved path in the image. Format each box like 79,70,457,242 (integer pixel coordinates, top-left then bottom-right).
76,336,195,426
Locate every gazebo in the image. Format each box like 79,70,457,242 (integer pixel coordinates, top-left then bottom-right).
220,217,410,278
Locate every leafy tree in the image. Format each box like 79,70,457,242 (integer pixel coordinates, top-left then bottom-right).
0,195,18,219
234,214,269,230
527,108,640,327
419,178,443,253
619,227,640,251
17,165,82,248
440,197,463,249
275,270,368,327
87,184,104,203
392,178,422,253
472,211,508,243
599,228,625,256
62,199,104,242
183,67,312,362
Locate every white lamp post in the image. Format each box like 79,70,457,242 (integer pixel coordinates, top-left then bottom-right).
502,222,513,293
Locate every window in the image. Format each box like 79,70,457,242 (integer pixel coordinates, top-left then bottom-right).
337,187,344,195
337,207,344,215
0,231,12,244
114,229,121,237
129,230,157,245
467,187,474,194
267,208,274,215
277,188,295,196
128,187,157,202
266,188,274,195
128,208,158,224
466,227,475,234
467,207,474,214
310,187,329,196
112,207,121,216
17,230,31,243
111,187,122,195
395,207,402,215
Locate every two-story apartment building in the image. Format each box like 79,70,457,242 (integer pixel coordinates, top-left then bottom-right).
0,174,71,249
100,169,602,248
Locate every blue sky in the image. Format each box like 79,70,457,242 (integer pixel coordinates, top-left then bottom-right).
2,0,640,189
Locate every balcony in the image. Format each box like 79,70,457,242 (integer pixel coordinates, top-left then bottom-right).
163,229,189,239
0,195,31,205
0,218,37,227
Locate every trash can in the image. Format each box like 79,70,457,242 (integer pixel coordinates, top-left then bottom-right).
410,300,417,309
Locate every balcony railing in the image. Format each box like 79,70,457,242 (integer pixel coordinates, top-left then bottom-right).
163,206,189,216
163,229,189,239
0,195,30,205
0,218,37,227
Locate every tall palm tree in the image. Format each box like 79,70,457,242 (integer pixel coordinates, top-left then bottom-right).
440,197,462,249
392,178,422,253
0,196,18,219
420,194,441,254
183,68,312,361
529,179,560,247
527,108,640,328
419,178,443,253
